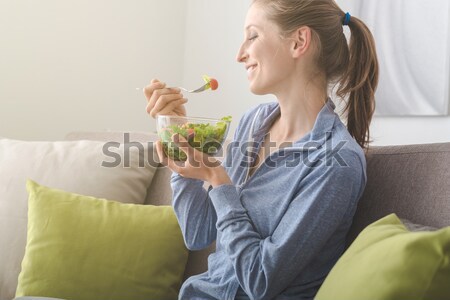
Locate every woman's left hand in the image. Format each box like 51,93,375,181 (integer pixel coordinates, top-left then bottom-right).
155,134,232,187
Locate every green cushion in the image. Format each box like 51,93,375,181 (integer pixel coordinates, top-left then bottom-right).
315,213,450,300
16,180,188,300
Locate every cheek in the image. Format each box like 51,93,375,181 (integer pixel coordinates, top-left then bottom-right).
261,46,292,79
258,40,288,68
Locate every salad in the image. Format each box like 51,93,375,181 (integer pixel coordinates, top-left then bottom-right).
202,75,219,91
159,116,231,161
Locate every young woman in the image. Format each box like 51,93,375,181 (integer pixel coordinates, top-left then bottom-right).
144,0,378,299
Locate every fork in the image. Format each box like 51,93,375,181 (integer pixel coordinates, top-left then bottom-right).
137,75,218,93
136,83,208,93
178,82,211,93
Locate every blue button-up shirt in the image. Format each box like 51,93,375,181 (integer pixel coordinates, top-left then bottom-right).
171,98,367,300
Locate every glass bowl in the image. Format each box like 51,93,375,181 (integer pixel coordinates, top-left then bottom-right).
156,115,231,161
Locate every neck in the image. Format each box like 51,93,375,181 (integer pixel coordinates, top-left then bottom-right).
271,75,327,142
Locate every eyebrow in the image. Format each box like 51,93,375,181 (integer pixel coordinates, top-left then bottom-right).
245,24,261,30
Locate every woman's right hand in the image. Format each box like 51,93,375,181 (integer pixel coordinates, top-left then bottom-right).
144,79,188,118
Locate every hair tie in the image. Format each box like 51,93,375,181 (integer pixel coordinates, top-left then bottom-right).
343,12,351,26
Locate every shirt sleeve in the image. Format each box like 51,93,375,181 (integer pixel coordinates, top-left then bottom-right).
169,109,251,251
171,174,217,250
208,150,365,300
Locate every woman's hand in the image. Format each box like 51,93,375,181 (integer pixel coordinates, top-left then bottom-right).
155,134,232,187
144,79,188,118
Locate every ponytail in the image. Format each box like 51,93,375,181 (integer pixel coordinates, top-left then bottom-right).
252,0,379,149
337,16,379,150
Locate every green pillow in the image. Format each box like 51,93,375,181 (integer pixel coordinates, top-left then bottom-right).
315,213,450,300
16,180,188,300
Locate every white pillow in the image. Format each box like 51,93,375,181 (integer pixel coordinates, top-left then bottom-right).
0,138,157,300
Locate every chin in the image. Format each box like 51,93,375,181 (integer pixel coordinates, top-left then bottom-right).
249,81,270,95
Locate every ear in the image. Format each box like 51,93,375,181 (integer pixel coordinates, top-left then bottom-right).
290,26,312,58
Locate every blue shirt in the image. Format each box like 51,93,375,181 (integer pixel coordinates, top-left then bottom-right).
171,98,367,300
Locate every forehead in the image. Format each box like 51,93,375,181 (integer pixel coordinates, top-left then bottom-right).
244,3,277,31
245,3,267,28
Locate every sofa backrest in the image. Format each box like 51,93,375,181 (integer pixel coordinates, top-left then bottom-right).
346,142,450,246
65,132,450,280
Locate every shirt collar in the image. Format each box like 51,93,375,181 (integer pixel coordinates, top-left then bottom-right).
251,98,338,150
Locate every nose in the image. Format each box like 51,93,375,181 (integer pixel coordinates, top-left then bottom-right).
236,42,248,63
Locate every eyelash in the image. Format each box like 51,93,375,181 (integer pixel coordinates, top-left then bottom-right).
248,35,258,41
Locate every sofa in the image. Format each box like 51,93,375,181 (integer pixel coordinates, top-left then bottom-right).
0,131,449,300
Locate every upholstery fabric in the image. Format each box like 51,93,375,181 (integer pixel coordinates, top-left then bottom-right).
64,131,217,281
316,213,450,300
64,131,169,206
16,180,188,300
0,138,156,300
347,142,450,246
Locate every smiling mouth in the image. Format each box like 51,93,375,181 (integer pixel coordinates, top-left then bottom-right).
246,65,257,75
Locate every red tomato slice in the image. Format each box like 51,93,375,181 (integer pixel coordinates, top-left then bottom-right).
209,78,219,90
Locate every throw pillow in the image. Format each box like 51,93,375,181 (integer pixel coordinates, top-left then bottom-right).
315,213,450,300
16,180,188,300
0,138,157,300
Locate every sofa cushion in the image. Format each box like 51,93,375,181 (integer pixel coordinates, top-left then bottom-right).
15,297,65,300
0,138,157,300
347,142,450,245
64,131,173,206
316,213,450,300
63,131,218,281
16,180,188,300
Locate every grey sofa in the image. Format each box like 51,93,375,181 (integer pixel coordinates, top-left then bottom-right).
67,132,450,286
5,132,450,299
155,140,450,277
346,142,450,246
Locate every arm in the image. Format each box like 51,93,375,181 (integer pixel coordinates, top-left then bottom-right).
156,113,247,250
170,174,217,250
209,151,365,300
144,77,226,250
167,139,237,250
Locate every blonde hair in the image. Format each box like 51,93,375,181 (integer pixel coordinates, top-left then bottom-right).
253,0,379,149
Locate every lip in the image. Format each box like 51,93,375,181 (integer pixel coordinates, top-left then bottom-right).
245,64,257,70
246,64,257,78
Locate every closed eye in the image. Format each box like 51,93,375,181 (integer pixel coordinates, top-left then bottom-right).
248,35,258,41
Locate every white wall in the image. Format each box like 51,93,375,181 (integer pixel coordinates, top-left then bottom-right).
0,0,187,140
1,0,449,145
335,0,450,145
181,0,271,138
183,0,450,146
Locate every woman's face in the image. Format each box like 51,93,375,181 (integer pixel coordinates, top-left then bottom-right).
236,4,294,95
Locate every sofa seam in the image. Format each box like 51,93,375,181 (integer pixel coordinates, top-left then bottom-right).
369,150,450,156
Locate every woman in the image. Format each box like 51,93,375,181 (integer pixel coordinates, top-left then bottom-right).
144,0,378,299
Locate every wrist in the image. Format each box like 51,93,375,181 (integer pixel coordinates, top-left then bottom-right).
207,166,232,188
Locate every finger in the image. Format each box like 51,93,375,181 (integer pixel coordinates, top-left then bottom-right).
149,93,185,117
146,87,182,116
152,87,181,98
155,140,168,166
157,98,188,116
144,81,166,101
166,156,184,175
172,134,194,158
156,140,185,174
